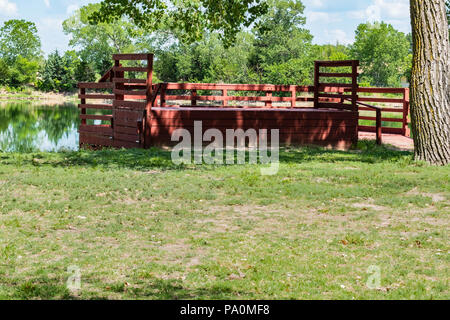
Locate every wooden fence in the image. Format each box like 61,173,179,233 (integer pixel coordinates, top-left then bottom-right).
148,83,410,136
348,87,410,136
78,54,410,149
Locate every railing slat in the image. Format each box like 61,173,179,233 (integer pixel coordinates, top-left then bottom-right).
80,114,113,121
113,89,147,96
78,94,115,100
78,104,113,110
113,66,147,72
112,53,152,60
113,78,147,84
359,116,404,122
78,82,114,89
319,73,353,78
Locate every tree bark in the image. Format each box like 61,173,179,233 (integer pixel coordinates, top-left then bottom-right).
410,0,450,165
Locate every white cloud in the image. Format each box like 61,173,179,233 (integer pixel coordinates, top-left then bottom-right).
38,18,63,32
44,0,50,8
349,0,409,22
0,0,17,15
307,11,341,24
304,0,324,8
307,12,330,23
377,0,409,19
326,29,354,45
67,4,79,15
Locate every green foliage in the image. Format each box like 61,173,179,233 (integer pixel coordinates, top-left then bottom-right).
8,56,39,87
155,32,253,84
73,60,97,83
0,19,41,64
0,1,414,91
89,0,269,48
248,0,313,85
37,50,91,92
63,3,140,76
0,58,10,86
313,44,350,61
0,20,41,88
351,22,411,87
153,0,315,86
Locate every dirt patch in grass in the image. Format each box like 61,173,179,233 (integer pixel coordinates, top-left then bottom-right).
406,188,447,203
157,239,208,270
352,201,386,212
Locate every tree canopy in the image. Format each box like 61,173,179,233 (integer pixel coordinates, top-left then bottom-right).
89,0,269,47
248,0,313,85
0,0,415,90
351,22,411,87
0,19,41,63
63,3,141,75
0,19,41,87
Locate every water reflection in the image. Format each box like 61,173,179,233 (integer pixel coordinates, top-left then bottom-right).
0,102,80,152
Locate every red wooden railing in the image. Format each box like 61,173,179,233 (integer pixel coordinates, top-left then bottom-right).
314,60,359,111
154,83,314,108
346,87,410,136
147,82,409,137
78,53,154,148
78,54,410,149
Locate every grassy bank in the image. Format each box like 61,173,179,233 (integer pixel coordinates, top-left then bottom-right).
0,142,448,299
0,87,77,103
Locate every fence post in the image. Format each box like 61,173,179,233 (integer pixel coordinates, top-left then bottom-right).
223,89,228,107
113,58,124,134
265,91,272,108
290,86,296,108
80,87,86,126
314,61,319,108
351,60,359,112
403,88,410,137
191,89,197,106
376,109,382,145
160,83,166,107
144,54,154,148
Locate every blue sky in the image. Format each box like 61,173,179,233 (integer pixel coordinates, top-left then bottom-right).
0,0,411,55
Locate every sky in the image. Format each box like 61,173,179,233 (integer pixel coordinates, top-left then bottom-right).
0,0,411,55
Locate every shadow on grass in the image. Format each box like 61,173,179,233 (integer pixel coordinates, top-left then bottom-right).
278,140,414,165
2,277,73,300
0,140,414,172
3,277,249,300
102,278,249,300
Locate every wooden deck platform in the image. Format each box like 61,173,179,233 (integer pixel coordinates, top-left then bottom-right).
77,54,410,150
150,107,359,149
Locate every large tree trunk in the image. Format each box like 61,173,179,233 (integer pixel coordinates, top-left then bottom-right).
410,0,450,165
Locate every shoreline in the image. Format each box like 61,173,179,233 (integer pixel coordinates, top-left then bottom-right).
0,90,77,103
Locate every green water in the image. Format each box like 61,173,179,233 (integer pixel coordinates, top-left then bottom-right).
0,102,81,152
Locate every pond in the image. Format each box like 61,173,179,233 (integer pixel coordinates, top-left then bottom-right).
0,102,81,152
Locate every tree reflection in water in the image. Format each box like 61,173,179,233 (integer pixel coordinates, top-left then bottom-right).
0,102,80,152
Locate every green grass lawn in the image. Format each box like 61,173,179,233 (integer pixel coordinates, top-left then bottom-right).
0,141,448,300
